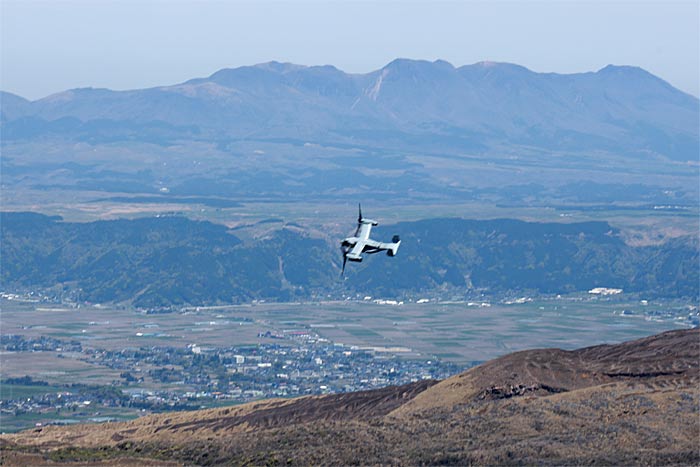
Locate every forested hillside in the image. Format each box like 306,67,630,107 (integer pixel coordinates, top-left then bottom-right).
2,212,697,306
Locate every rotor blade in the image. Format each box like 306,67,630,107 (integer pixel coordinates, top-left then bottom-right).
340,245,348,277
340,244,348,277
358,203,362,223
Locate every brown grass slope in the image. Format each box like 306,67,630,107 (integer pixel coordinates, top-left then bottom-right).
394,326,700,415
2,328,698,466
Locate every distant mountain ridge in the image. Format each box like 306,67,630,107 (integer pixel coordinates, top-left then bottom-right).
2,59,698,161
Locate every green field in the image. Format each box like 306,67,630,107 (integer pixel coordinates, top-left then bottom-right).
0,384,64,400
0,405,140,433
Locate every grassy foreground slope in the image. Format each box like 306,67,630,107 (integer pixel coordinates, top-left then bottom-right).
2,328,698,466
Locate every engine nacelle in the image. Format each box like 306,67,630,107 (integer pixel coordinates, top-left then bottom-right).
387,235,401,256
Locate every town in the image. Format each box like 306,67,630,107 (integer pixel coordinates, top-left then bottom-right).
1,329,463,432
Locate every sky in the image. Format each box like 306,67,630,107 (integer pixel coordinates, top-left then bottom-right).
1,0,698,100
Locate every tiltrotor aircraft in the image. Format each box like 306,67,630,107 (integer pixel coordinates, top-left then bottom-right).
340,204,401,275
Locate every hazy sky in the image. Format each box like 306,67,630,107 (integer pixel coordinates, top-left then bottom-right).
2,0,698,100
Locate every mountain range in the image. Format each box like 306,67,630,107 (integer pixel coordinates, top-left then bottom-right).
2,328,697,465
2,59,698,161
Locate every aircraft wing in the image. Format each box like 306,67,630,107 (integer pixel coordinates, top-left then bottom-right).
357,222,372,240
348,240,366,258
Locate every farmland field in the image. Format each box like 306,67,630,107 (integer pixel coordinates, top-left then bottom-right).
1,295,688,375
0,295,693,433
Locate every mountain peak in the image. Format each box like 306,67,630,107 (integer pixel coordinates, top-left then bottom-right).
0,91,32,120
0,90,30,103
478,61,530,70
594,63,690,98
595,64,668,83
207,64,289,88
253,61,308,74
383,58,455,72
461,61,533,75
597,64,647,75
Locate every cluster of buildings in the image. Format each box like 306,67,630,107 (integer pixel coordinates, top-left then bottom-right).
1,330,460,430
